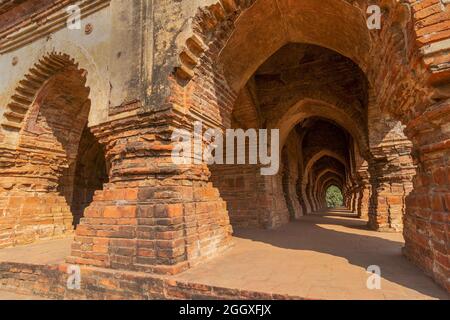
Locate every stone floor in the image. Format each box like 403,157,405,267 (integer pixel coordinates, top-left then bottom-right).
0,236,72,265
175,209,449,300
0,290,47,300
0,209,448,300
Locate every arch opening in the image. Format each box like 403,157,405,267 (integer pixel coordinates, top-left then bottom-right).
210,42,370,228
325,185,344,208
24,61,110,230
0,54,109,246
68,126,108,227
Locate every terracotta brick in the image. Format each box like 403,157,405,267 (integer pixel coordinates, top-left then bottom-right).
0,0,448,294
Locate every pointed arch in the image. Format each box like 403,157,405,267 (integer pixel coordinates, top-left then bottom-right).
1,45,109,147
1,54,79,135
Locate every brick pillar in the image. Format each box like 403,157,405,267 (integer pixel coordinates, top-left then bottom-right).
403,101,450,291
288,178,303,218
308,176,318,212
368,143,415,232
0,148,74,248
297,179,307,216
280,148,303,219
355,167,371,219
355,189,362,212
344,187,352,209
351,186,358,212
210,164,290,228
67,113,233,275
301,178,312,214
357,177,371,219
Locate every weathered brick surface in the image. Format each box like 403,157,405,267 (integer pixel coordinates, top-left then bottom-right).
0,262,306,300
166,0,449,291
63,113,233,275
0,0,448,294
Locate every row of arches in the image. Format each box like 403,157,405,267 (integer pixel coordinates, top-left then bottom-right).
167,0,447,289
208,42,410,234
0,0,447,292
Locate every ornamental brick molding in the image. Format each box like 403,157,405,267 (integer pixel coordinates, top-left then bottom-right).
0,53,75,133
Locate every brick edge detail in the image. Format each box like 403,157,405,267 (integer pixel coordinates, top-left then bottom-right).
0,262,309,300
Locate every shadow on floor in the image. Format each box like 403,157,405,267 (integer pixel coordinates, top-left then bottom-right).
234,211,448,299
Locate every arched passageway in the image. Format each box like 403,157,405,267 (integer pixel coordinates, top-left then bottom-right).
162,0,442,288
325,185,344,208
0,0,448,299
0,54,108,246
209,43,410,232
59,0,446,292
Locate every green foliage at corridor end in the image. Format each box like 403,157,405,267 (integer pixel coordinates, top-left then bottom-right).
326,185,343,208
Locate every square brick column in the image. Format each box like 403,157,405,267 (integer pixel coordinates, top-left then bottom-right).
210,164,290,229
67,113,233,275
357,179,371,219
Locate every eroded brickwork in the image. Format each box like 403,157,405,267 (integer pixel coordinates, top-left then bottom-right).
0,262,304,300
0,0,448,294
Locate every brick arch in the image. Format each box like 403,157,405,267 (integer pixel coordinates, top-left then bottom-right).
0,49,112,247
218,0,373,93
315,169,345,188
322,177,345,196
275,99,369,156
172,0,436,128
165,0,450,288
318,174,345,207
44,40,109,126
303,150,347,185
168,0,419,223
300,150,348,213
175,0,371,86
174,0,420,88
0,53,79,138
322,178,345,208
314,169,345,203
170,0,424,141
1,47,108,147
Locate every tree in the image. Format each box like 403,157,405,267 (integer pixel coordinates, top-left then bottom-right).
326,185,343,208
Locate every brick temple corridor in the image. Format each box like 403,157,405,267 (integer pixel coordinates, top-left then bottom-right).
0,209,447,300
175,209,448,300
1,1,450,299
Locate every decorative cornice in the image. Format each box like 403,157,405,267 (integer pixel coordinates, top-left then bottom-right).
405,100,450,138
0,0,110,54
0,0,74,35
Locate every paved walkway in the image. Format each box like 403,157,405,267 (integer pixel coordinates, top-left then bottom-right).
0,236,72,265
0,210,448,300
176,209,449,300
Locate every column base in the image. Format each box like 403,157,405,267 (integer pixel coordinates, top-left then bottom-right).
67,182,234,275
